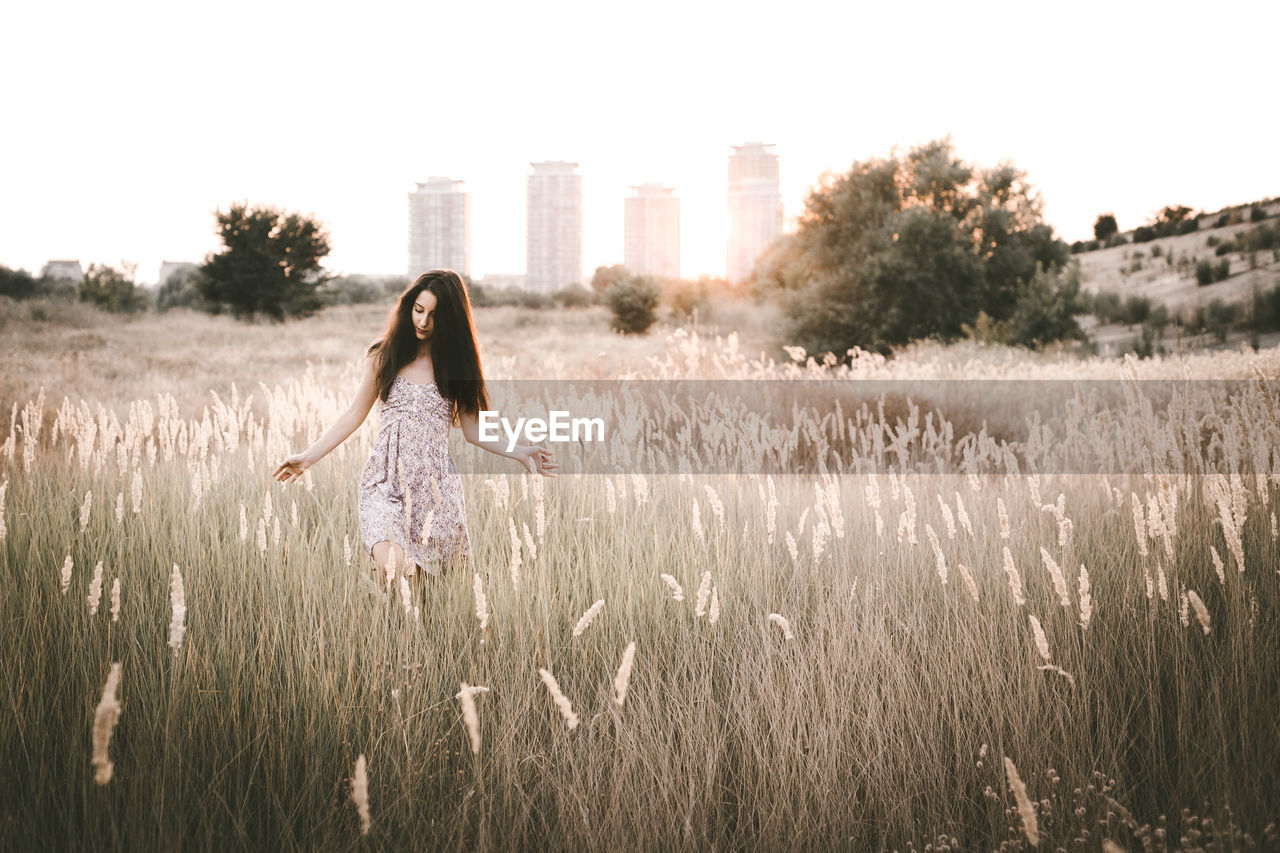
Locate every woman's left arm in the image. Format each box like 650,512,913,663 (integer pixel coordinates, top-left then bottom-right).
458,409,559,477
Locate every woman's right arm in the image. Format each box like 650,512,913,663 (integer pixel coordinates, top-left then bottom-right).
272,355,379,484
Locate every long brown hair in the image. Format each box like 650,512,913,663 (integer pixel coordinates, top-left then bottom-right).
366,270,489,421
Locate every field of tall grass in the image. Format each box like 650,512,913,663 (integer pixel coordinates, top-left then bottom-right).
2,303,1279,850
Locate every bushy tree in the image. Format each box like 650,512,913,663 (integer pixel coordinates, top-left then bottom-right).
79,263,149,313
604,273,661,334
156,266,215,313
590,264,631,295
753,138,1070,355
0,265,39,300
553,284,595,308
199,203,333,320
1002,263,1089,349
667,277,710,320
1093,213,1118,242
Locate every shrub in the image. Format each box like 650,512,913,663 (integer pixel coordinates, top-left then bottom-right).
1178,219,1200,235
0,265,39,300
1124,324,1159,359
1150,245,1163,258
1196,260,1215,286
553,284,595,308
1093,291,1123,324
1252,282,1280,332
604,275,662,334
157,268,216,313
1093,213,1119,242
78,263,149,314
667,278,709,320
1122,294,1152,325
1001,263,1089,349
1206,235,1220,248
1214,258,1231,281
1204,298,1239,342
1146,303,1170,332
1104,233,1129,248
1251,206,1268,222
1133,225,1156,244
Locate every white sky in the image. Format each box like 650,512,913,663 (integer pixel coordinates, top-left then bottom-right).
2,0,1276,283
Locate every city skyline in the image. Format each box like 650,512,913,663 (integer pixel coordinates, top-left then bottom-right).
2,1,1276,284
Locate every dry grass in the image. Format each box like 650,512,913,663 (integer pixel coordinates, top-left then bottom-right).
1,304,1278,850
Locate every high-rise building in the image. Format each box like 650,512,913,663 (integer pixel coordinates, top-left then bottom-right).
726,141,783,283
624,183,680,280
408,177,470,278
526,161,582,293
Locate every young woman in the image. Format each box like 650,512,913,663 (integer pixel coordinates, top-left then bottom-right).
272,269,558,578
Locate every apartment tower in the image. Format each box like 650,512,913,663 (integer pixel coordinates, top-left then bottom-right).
726,142,782,283
408,177,470,278
624,183,680,280
526,161,583,293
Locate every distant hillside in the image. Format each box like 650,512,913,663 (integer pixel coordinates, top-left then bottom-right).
1072,197,1280,356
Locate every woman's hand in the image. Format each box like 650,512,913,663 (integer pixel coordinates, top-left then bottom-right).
514,445,559,478
272,453,312,484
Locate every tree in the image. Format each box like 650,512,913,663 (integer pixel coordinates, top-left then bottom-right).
756,138,1071,355
1003,263,1088,349
590,264,631,294
198,203,333,320
604,274,661,334
79,263,149,313
1093,213,1118,242
0,265,39,300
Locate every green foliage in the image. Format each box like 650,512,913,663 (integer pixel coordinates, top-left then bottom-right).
1215,258,1231,281
0,265,40,300
604,273,661,334
198,203,333,320
1001,263,1089,349
1092,291,1124,324
1191,298,1240,343
1123,324,1162,359
78,263,149,314
553,284,595,308
590,264,631,294
315,274,408,307
1249,282,1280,332
1251,206,1268,222
1135,206,1198,243
1145,303,1170,336
1122,295,1152,326
1209,220,1279,259
156,267,215,313
667,277,710,320
1196,259,1215,286
754,138,1071,355
1093,212,1118,242
473,286,553,309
